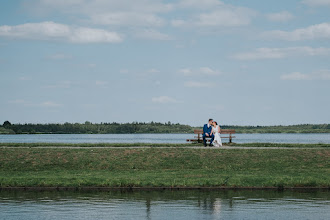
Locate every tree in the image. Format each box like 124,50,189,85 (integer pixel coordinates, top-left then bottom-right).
3,121,11,127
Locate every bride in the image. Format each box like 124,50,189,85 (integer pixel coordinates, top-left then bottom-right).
212,121,222,147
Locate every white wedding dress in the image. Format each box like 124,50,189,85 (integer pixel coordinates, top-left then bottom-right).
212,125,222,147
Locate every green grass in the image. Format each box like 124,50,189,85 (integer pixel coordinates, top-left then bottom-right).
0,127,15,134
234,143,330,148
0,147,329,188
0,142,329,148
0,142,198,147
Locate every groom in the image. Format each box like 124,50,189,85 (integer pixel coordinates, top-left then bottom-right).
203,119,214,147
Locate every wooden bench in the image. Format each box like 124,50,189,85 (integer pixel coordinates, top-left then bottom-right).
186,129,236,143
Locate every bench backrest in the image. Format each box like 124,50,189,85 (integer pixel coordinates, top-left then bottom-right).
194,129,235,134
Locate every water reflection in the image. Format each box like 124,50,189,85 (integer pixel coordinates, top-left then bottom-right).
1,190,329,220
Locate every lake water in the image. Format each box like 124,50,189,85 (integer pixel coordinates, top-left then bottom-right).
0,133,330,144
0,190,329,220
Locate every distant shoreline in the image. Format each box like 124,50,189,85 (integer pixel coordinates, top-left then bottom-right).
1,122,329,134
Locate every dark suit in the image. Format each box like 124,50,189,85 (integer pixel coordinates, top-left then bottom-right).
203,124,214,146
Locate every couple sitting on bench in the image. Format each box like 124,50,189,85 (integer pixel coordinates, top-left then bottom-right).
203,118,222,147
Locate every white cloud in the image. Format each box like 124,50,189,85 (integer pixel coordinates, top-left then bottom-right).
32,0,173,14
134,29,172,41
171,20,186,27
27,0,172,27
200,67,219,75
195,8,255,27
95,80,108,88
0,22,122,43
8,99,28,104
266,11,294,22
180,67,221,76
179,68,192,75
18,76,31,81
48,53,72,60
184,81,213,88
262,22,330,41
91,13,165,27
120,69,129,74
87,63,96,68
281,70,330,80
232,47,330,60
43,81,73,89
152,96,179,104
302,0,330,6
148,69,160,73
177,0,223,9
40,101,62,107
8,99,62,107
172,3,256,28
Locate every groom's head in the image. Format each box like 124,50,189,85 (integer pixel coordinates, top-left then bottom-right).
208,119,213,124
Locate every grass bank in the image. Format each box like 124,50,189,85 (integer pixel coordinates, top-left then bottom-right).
0,142,329,148
0,147,329,188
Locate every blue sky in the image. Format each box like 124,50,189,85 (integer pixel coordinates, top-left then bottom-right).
1,0,330,126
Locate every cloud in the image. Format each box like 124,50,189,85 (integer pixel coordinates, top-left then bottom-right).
152,96,179,104
31,0,173,14
266,11,294,22
120,69,129,74
134,29,172,40
281,70,330,80
232,47,330,60
8,99,28,104
262,22,330,41
180,67,221,76
40,101,62,107
43,80,73,89
177,0,223,9
18,76,31,81
302,0,330,6
0,21,122,43
184,81,213,88
8,99,62,107
26,0,172,27
91,13,165,27
148,69,160,73
48,53,73,60
172,2,256,28
195,8,256,27
95,80,108,88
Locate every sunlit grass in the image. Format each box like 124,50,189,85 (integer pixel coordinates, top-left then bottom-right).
0,148,329,188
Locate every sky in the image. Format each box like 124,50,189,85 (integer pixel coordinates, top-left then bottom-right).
0,0,330,126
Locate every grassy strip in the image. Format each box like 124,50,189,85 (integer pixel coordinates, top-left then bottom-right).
0,142,196,147
234,143,330,148
0,142,329,148
0,148,329,188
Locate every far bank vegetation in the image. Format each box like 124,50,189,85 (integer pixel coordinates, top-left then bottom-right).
1,121,329,134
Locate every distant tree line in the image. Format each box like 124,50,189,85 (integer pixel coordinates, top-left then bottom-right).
220,124,330,133
0,121,194,134
1,121,329,134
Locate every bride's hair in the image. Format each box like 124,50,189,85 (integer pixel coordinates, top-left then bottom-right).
214,121,218,125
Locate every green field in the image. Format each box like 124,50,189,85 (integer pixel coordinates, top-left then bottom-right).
0,142,329,148
0,146,329,188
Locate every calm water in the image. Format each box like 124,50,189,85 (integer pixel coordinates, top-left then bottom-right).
0,133,330,144
0,190,329,220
